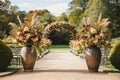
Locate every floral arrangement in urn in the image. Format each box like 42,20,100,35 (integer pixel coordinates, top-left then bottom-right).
70,14,111,53
37,38,52,53
69,40,83,54
9,13,44,47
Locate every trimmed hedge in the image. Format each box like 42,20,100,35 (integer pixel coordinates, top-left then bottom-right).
109,41,120,70
0,40,13,72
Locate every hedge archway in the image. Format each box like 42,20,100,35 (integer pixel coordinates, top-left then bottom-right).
44,22,77,40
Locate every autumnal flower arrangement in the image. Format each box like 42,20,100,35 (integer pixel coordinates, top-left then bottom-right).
36,38,52,54
9,13,44,47
70,14,111,53
69,40,83,54
44,22,77,39
45,22,76,33
39,38,52,50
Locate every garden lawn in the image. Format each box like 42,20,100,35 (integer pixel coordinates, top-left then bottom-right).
50,45,70,50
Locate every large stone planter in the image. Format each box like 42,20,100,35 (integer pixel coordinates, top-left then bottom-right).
84,45,101,72
21,47,37,72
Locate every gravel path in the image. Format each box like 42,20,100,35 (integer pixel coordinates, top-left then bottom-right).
0,50,119,80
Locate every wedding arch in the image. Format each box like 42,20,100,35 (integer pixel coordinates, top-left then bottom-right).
44,22,77,39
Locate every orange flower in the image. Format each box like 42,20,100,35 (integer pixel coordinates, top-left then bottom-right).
90,27,97,34
105,40,110,45
17,31,23,36
18,36,25,41
93,39,98,45
23,27,29,33
96,21,101,25
100,33,104,38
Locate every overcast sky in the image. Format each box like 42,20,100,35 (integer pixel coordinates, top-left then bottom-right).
9,0,72,16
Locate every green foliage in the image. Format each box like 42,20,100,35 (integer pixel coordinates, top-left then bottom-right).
81,0,108,24
0,40,13,72
55,13,68,22
0,10,18,38
68,0,89,28
109,41,120,70
68,9,82,27
0,0,21,39
68,0,88,11
0,0,10,10
25,9,54,27
107,3,120,38
39,9,54,24
49,30,71,45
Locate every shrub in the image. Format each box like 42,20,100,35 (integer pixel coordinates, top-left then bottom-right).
109,41,120,70
0,40,13,72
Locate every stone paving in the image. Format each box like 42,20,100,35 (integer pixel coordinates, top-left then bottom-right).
0,49,119,80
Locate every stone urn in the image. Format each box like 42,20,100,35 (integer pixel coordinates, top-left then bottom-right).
21,46,37,72
84,45,101,72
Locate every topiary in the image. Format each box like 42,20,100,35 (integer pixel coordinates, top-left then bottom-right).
109,41,120,70
0,40,13,72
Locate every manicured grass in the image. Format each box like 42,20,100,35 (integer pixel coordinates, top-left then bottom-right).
50,45,70,49
8,65,17,68
105,60,119,71
50,45,70,51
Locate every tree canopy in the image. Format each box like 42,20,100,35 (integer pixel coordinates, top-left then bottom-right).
25,9,54,27
68,0,89,28
81,0,108,24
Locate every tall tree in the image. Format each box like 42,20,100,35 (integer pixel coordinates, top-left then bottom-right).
25,9,54,27
7,5,19,14
106,0,120,37
55,13,68,22
39,9,55,24
68,0,88,11
80,0,108,24
0,0,10,10
68,0,89,28
68,9,82,27
0,0,21,38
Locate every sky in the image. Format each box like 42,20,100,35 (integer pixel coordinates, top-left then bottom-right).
9,0,72,16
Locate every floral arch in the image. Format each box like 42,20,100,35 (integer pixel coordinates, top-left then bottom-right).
44,22,77,39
